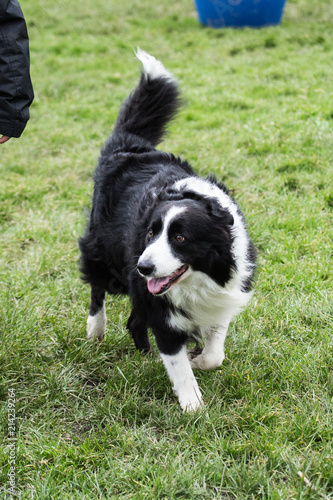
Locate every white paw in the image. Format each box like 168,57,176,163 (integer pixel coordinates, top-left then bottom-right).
86,307,106,341
181,396,204,413
160,347,204,413
189,352,224,371
178,384,203,412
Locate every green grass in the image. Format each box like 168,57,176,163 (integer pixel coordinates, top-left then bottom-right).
1,0,333,497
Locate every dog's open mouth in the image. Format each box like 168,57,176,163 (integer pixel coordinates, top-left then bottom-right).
147,265,188,295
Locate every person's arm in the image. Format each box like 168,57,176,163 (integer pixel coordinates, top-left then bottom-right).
0,0,34,141
0,135,11,143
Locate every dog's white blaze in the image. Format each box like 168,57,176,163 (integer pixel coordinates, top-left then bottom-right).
136,48,174,82
173,177,255,291
160,346,203,411
139,205,186,278
87,302,107,341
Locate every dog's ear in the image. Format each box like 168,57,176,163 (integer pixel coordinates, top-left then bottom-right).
182,190,234,226
205,198,234,226
182,190,204,203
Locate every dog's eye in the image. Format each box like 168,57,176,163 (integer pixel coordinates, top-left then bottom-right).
175,234,185,243
148,229,154,238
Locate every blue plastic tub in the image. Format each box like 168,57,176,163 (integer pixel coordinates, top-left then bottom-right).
194,0,287,28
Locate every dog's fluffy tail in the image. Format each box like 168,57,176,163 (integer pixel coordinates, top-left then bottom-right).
112,49,181,147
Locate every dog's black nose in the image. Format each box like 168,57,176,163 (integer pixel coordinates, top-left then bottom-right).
137,261,155,277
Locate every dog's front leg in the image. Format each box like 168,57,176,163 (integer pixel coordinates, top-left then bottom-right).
87,286,106,341
189,323,229,371
160,345,203,412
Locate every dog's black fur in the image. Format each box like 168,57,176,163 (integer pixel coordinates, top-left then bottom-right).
79,51,256,410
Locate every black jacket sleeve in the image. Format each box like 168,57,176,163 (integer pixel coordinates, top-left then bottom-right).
0,0,34,138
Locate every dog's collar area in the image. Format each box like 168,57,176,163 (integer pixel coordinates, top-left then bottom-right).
147,265,188,295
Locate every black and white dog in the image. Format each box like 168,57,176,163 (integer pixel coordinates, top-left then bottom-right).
79,50,256,411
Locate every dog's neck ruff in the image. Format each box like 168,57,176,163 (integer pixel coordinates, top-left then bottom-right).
166,268,253,336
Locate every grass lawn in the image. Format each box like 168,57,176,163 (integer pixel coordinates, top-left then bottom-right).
1,0,333,497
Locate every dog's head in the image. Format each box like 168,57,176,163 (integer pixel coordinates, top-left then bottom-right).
137,192,235,295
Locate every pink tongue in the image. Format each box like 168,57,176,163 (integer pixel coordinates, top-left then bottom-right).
147,276,170,294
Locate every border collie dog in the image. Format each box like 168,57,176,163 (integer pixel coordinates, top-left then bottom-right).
79,50,256,412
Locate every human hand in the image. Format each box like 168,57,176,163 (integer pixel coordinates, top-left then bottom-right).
0,135,11,144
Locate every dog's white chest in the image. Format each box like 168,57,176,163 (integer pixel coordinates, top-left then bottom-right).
166,270,252,338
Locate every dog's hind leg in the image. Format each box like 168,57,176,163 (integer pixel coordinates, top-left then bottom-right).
127,307,151,353
87,286,107,341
